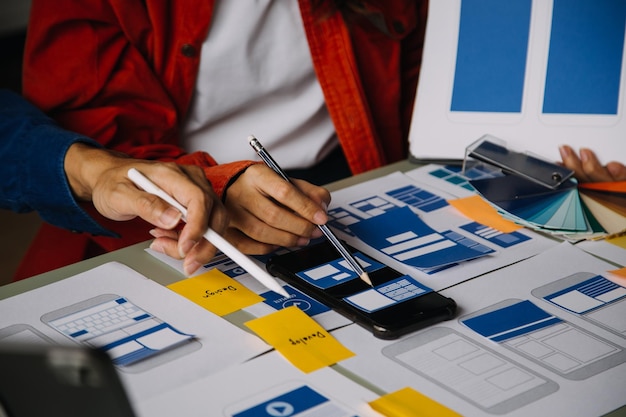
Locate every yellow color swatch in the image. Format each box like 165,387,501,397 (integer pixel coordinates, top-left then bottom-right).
244,306,354,373
168,269,264,316
448,195,522,233
369,387,461,417
607,234,626,250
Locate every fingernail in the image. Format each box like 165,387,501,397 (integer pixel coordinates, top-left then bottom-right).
149,229,159,238
580,148,590,163
311,228,323,239
297,237,310,247
184,260,202,276
179,240,196,258
313,210,327,225
607,164,621,177
160,207,182,228
321,201,328,212
558,145,570,160
149,240,164,254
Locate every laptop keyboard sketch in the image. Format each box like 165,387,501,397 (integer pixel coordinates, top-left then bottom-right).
42,294,196,368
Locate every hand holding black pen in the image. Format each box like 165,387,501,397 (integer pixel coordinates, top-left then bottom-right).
249,135,373,287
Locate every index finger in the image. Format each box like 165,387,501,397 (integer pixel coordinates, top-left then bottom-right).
263,173,329,225
138,164,225,256
559,145,591,182
579,148,616,182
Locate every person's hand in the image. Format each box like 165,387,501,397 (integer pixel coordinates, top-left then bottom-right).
64,143,228,274
222,164,331,254
559,145,626,183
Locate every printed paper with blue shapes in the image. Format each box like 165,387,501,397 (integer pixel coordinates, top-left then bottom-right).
348,206,494,270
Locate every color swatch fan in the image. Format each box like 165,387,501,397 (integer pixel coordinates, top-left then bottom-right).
470,175,626,240
578,181,626,235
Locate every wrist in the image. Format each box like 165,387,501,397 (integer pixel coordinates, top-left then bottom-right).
64,143,124,201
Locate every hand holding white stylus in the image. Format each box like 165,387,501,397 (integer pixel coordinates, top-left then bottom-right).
128,168,290,297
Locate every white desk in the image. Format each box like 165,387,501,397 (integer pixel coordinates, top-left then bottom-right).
1,159,624,417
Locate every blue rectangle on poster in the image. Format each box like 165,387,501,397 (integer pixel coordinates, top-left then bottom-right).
451,0,532,112
543,0,626,114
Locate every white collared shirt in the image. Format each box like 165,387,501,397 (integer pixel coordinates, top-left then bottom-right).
183,0,337,169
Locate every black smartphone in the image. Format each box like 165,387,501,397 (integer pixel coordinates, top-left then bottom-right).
266,241,457,339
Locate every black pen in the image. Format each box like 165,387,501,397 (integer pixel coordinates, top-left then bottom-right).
248,135,373,287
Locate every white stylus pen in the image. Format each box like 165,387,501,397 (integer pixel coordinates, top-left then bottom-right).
127,168,290,298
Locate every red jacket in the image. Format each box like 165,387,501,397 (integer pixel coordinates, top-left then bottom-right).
18,0,427,279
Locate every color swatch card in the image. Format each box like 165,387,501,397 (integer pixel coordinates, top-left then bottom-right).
578,181,626,235
406,163,626,242
470,173,626,240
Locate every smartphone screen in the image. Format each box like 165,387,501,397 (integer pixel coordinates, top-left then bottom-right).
266,241,456,339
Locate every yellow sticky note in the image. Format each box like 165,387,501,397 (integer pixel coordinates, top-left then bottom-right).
244,306,354,373
369,387,461,417
448,195,522,233
167,269,264,316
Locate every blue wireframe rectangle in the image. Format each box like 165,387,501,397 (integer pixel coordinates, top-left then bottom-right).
451,0,532,112
543,0,626,114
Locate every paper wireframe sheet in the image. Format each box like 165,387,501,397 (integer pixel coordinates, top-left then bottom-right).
332,243,626,417
0,262,270,403
135,350,383,417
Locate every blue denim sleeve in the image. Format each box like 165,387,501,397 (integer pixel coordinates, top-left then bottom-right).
0,89,115,237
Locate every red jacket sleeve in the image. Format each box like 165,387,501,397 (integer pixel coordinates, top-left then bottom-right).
23,1,181,156
22,0,248,197
175,153,259,199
